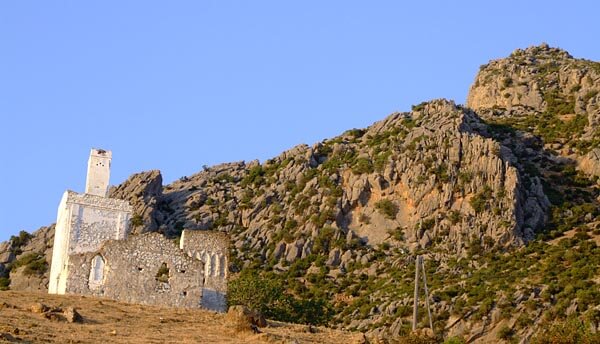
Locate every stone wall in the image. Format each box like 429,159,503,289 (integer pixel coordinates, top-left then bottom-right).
66,233,203,308
66,192,131,254
180,230,229,311
49,191,132,294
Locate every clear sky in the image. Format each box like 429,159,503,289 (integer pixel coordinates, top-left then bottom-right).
1,1,599,242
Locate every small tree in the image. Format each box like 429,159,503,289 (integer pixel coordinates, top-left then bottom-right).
228,273,292,319
228,273,331,325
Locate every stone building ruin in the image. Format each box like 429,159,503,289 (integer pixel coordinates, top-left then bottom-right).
48,148,229,312
66,232,203,308
180,230,229,311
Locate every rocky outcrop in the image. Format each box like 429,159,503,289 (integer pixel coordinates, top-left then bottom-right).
0,225,53,291
467,43,600,120
467,43,600,180
579,148,600,176
131,99,547,266
108,170,164,234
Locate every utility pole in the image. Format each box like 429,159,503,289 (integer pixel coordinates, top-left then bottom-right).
421,257,434,331
412,255,421,331
412,255,434,334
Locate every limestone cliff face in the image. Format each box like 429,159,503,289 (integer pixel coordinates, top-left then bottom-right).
115,100,546,267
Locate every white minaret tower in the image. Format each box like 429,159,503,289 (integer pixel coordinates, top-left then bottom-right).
85,148,112,197
49,148,131,295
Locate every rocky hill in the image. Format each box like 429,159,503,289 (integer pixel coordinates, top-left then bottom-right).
2,44,600,343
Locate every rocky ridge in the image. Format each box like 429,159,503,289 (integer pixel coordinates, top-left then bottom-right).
2,44,600,343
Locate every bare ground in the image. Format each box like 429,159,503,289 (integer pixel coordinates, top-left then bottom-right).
0,291,363,344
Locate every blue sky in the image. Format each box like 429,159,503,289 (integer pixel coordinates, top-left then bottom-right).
1,1,599,241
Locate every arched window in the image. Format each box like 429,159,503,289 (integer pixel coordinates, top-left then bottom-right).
89,255,105,289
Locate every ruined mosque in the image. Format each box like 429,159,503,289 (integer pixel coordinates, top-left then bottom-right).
48,149,229,311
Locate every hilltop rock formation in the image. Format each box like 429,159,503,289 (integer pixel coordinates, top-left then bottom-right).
467,43,600,120
467,43,600,177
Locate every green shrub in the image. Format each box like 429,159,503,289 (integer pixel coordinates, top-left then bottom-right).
292,298,332,325
228,273,291,318
497,325,514,340
583,90,598,103
458,171,473,184
420,217,435,231
228,273,331,325
444,337,466,344
447,211,462,225
469,194,486,213
9,230,32,255
432,163,450,183
469,186,492,213
374,151,392,172
411,102,427,112
352,157,374,175
502,77,513,88
530,318,600,344
12,252,48,276
375,199,398,219
516,313,533,329
0,277,10,290
403,117,417,129
344,128,365,139
394,332,437,344
241,165,265,187
130,214,144,228
387,227,405,241
313,226,336,254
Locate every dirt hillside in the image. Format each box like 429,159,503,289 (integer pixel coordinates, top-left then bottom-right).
0,291,362,344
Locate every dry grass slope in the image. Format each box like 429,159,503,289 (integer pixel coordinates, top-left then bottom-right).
0,291,362,344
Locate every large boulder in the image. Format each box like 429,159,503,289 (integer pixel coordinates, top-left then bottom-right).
225,305,266,332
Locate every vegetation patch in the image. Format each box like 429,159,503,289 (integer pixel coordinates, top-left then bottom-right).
11,252,48,276
375,199,398,219
228,272,332,325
